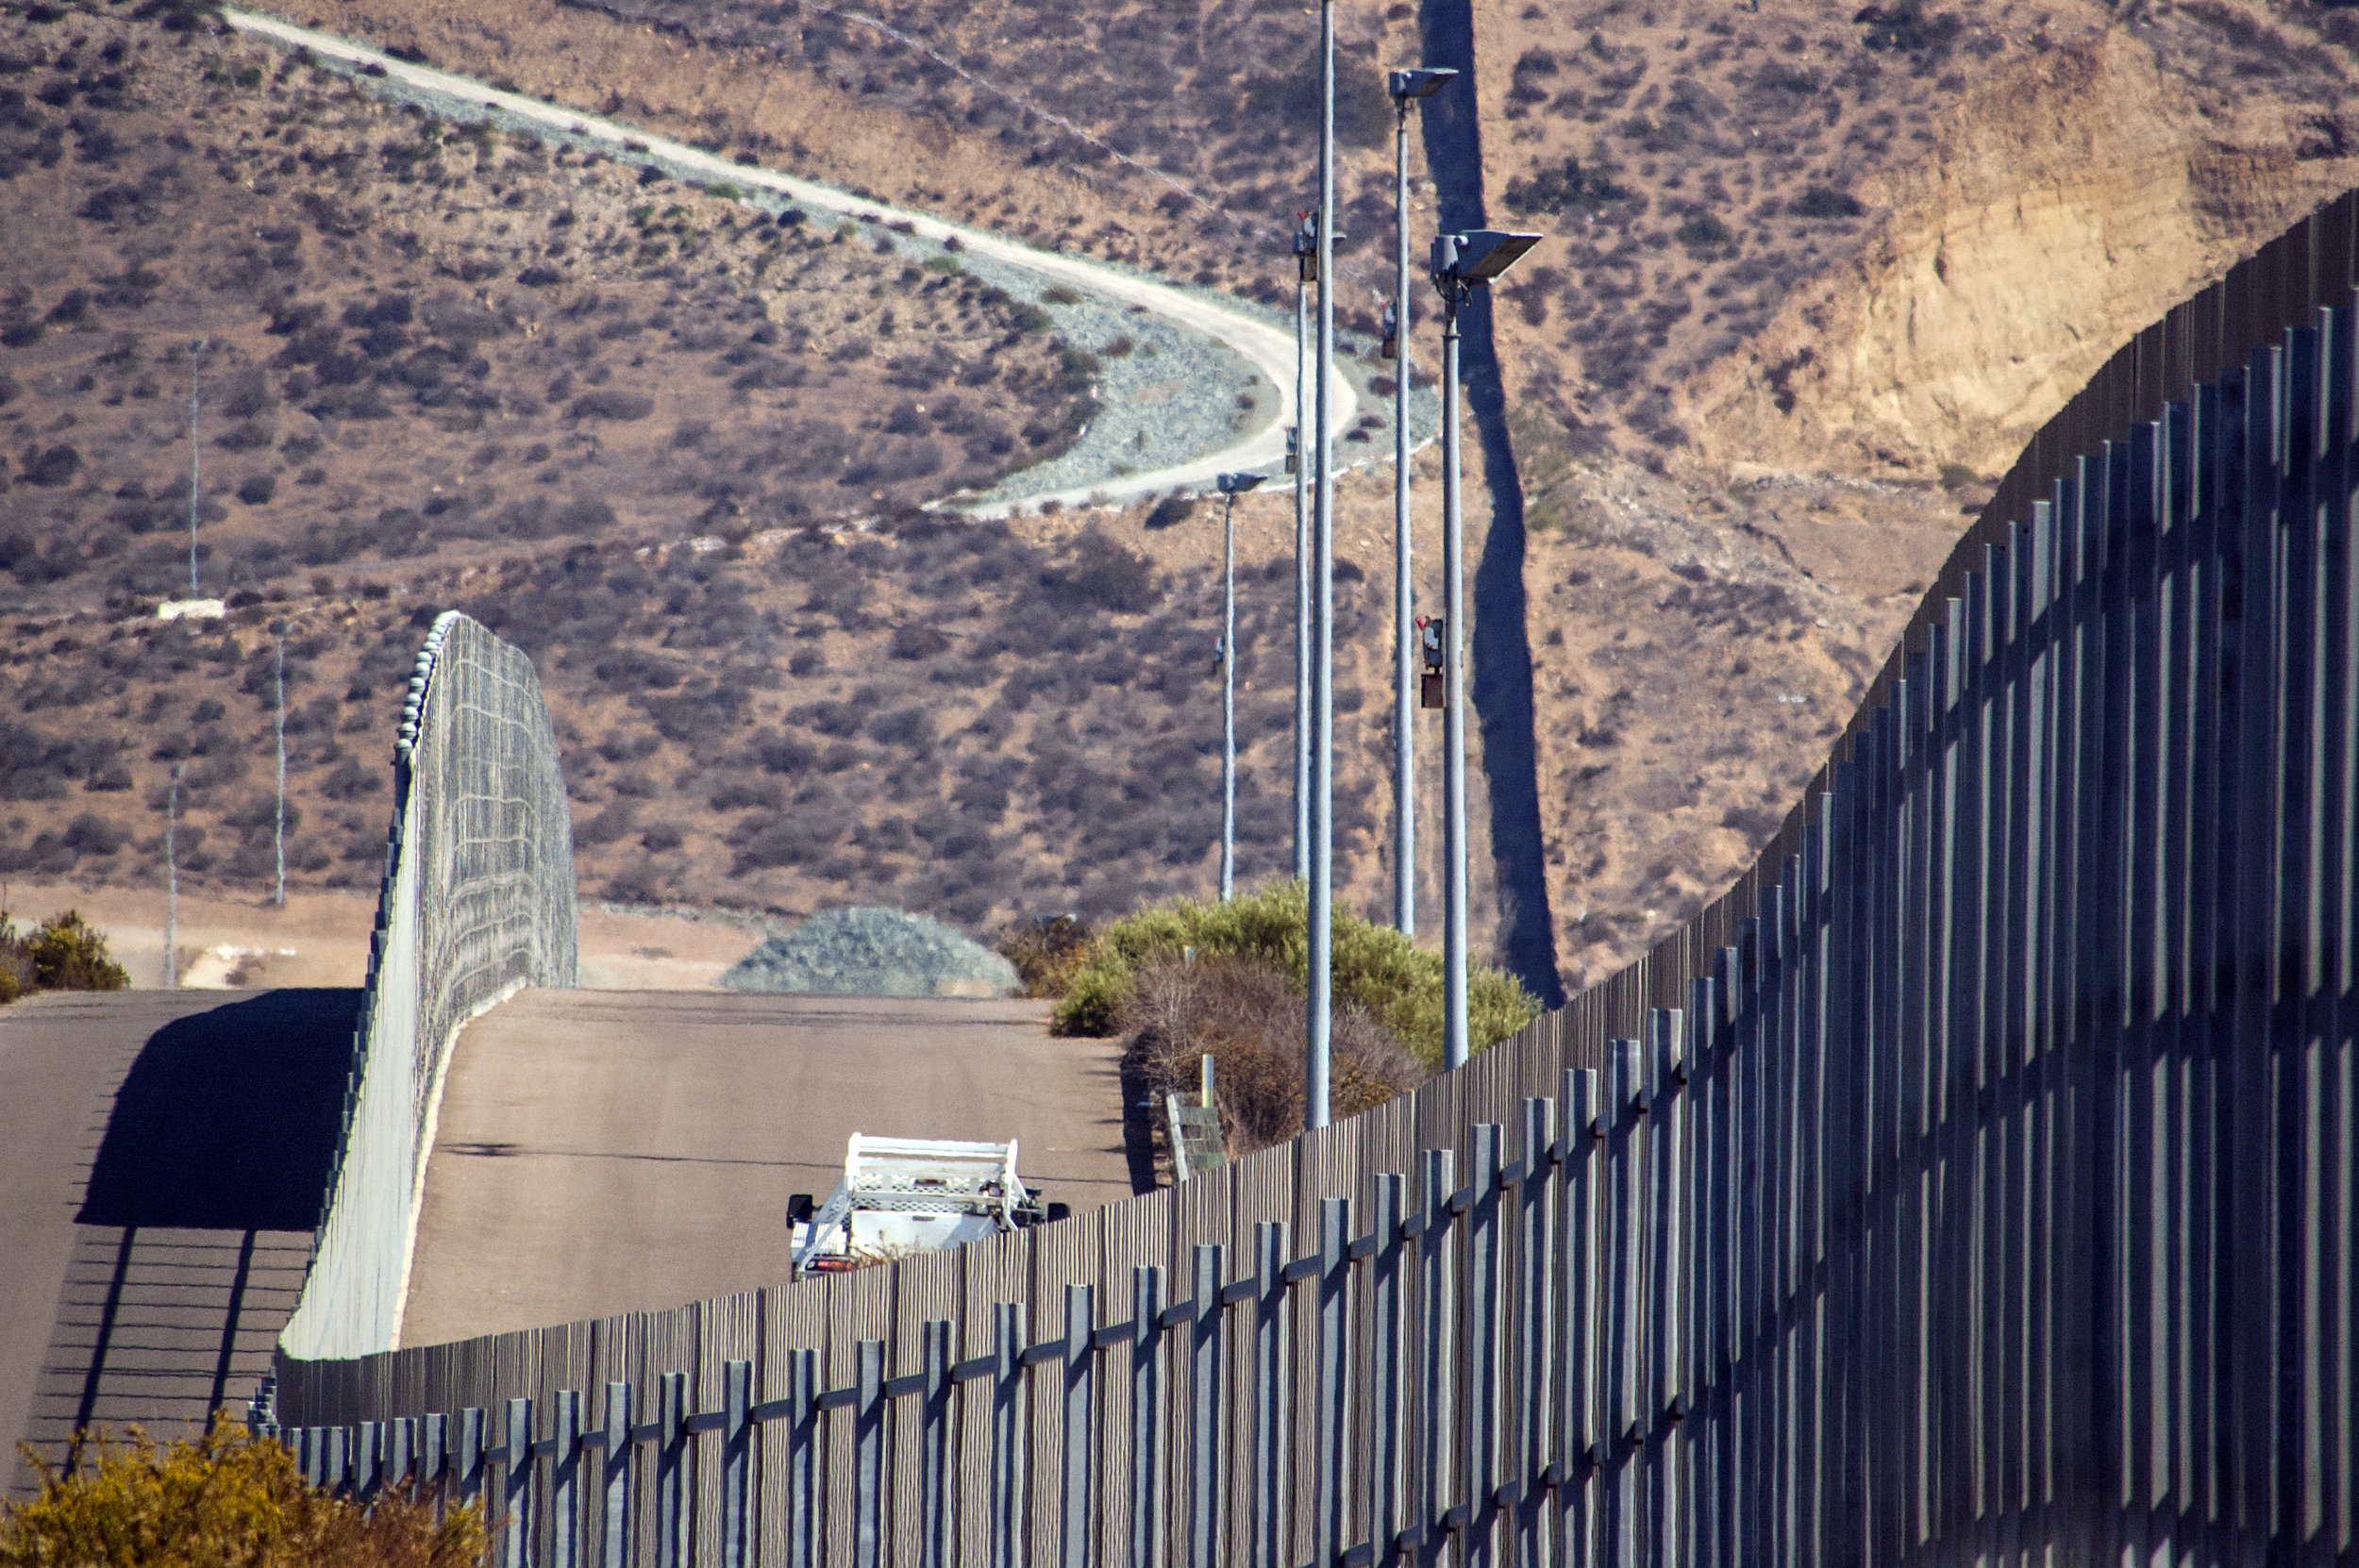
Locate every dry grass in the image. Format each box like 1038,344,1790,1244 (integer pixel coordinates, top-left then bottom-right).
1121,955,1422,1156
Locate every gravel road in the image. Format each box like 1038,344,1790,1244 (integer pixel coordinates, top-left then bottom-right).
225,8,1392,515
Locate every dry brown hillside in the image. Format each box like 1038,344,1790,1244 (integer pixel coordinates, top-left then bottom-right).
1,489,1423,936
1482,0,2359,487
8,0,2357,994
0,0,1089,615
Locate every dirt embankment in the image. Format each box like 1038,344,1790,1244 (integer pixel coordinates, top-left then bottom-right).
1686,20,2359,481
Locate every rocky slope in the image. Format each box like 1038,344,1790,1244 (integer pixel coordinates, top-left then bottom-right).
7,0,2357,995
0,0,1090,614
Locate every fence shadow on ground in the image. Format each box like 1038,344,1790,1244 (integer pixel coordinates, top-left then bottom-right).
9,990,357,1495
77,988,359,1232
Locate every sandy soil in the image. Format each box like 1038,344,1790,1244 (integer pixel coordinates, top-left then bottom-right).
0,878,765,991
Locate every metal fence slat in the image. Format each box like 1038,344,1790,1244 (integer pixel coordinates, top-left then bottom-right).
551,1390,581,1568
1250,1224,1290,1568
1421,1149,1459,1560
1370,1176,1408,1560
602,1383,631,1568
1125,1271,1163,1568
1313,1198,1350,1568
506,1397,534,1568
856,1341,887,1568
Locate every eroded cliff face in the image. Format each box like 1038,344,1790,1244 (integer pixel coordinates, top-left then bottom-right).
1692,25,2359,479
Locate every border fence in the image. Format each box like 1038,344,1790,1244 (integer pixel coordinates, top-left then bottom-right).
276,610,579,1361
270,204,2359,1564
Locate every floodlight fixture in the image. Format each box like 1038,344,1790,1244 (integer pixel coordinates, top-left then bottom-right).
1216,472,1267,495
1430,229,1546,286
1387,66,1458,103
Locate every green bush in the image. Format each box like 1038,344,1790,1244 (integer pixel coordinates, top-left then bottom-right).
1052,881,1542,1071
998,913,1095,997
0,910,130,1001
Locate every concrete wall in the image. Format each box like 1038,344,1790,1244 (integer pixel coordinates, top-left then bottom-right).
277,612,577,1362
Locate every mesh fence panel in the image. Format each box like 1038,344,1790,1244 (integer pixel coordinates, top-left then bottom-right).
278,611,577,1361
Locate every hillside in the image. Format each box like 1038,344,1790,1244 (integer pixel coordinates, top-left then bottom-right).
8,0,2357,997
0,0,1090,617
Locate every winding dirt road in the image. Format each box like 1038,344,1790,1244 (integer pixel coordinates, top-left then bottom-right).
225,6,1358,515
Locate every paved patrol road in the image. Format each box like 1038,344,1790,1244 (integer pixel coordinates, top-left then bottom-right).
0,990,356,1495
398,990,1136,1347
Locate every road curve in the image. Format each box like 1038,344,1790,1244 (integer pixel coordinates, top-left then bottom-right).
225,7,1358,515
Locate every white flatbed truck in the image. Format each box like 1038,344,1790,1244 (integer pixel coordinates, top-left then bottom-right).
786,1135,1067,1276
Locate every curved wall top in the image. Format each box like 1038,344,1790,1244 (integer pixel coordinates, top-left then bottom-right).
277,611,577,1362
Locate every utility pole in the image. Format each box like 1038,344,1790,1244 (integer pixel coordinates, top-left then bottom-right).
274,622,288,907
1306,0,1337,1131
1291,213,1315,887
164,763,183,990
186,340,206,598
1384,68,1456,939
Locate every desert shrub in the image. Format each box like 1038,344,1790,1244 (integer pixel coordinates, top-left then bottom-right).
1675,211,1732,248
1503,156,1626,215
866,706,931,746
1143,494,1196,530
997,912,1095,997
0,1414,484,1565
574,802,636,845
747,729,816,774
1791,185,1864,219
888,622,951,660
569,389,653,421
1049,529,1158,616
63,813,129,856
1121,956,1422,1153
593,647,684,691
710,776,783,811
788,699,863,738
638,680,748,747
0,909,132,993
1052,881,1541,1071
319,757,381,798
729,815,828,873
20,443,81,486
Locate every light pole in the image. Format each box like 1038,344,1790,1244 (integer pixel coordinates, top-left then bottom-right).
1384,68,1455,940
276,623,286,905
1430,228,1542,1069
186,339,206,599
1306,0,1338,1132
164,762,183,990
273,616,310,907
1291,211,1315,887
1213,472,1266,902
